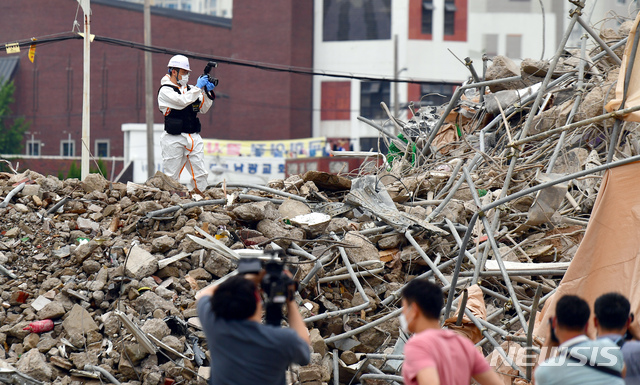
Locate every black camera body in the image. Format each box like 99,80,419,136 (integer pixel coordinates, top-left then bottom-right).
203,61,219,87
237,250,295,326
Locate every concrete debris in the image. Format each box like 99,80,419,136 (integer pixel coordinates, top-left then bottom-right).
0,10,638,385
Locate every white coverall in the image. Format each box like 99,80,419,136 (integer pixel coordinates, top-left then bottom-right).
157,74,213,191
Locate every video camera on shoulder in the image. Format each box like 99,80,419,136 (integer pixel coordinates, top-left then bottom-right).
237,249,296,326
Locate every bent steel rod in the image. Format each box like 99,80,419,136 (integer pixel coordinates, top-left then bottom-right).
443,212,479,320
444,218,477,265
460,270,567,277
146,199,226,218
357,116,407,151
366,354,406,360
218,183,309,202
591,37,627,61
422,76,523,157
509,104,640,148
526,286,544,380
435,159,464,200
426,154,481,222
405,230,449,284
547,34,587,173
496,4,583,231
479,72,575,152
576,15,622,65
477,288,556,349
484,153,640,212
463,168,528,329
607,14,640,163
380,258,460,306
325,278,472,343
479,286,532,313
333,349,340,385
360,374,405,383
303,234,371,322
364,365,403,385
465,308,525,377
289,244,333,287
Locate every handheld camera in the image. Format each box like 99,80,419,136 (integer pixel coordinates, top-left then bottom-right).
237,250,296,326
203,61,219,87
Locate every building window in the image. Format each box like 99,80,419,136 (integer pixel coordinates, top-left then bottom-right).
61,140,75,157
323,0,391,42
95,140,110,158
27,141,41,156
484,34,499,57
360,81,390,119
444,0,457,36
421,0,433,35
321,81,351,120
360,137,388,153
506,34,522,59
419,82,457,107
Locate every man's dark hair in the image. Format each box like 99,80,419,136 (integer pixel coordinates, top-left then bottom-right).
402,279,443,320
556,295,590,331
595,292,631,330
211,276,257,320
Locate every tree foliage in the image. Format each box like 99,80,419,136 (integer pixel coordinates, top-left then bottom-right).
62,159,108,180
0,80,30,154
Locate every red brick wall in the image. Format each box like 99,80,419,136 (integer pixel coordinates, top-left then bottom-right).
408,82,421,105
321,82,351,121
408,0,467,41
0,0,312,175
408,0,432,40
3,157,124,181
444,0,468,42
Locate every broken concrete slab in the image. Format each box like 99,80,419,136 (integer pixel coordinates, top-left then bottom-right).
343,232,380,264
125,246,159,280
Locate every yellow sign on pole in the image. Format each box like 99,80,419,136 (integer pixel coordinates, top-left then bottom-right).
28,39,36,63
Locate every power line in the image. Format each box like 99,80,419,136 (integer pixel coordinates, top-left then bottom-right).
1,32,438,84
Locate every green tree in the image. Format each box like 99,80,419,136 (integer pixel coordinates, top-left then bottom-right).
0,80,30,154
64,159,108,180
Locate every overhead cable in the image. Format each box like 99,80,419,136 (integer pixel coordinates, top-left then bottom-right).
1,32,432,84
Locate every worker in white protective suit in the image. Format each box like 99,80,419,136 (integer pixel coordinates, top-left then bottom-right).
158,54,216,193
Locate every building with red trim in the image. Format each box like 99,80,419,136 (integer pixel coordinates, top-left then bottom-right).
313,0,631,152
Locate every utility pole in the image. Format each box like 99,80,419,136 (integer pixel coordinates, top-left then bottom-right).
144,0,155,179
78,0,91,180
393,34,399,122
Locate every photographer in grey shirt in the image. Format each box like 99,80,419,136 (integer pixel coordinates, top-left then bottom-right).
196,275,310,385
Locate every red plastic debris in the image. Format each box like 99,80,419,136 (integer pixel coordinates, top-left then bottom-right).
23,319,54,333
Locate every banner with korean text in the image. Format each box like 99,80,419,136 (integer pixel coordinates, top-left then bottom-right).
203,137,327,158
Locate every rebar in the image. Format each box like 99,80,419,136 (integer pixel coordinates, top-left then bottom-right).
219,183,309,202
303,233,371,323
526,285,544,380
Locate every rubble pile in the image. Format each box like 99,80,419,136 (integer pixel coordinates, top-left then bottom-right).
0,16,638,385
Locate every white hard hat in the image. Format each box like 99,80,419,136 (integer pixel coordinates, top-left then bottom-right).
167,55,191,72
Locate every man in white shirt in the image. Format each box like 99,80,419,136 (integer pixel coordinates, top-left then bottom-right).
157,54,215,193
